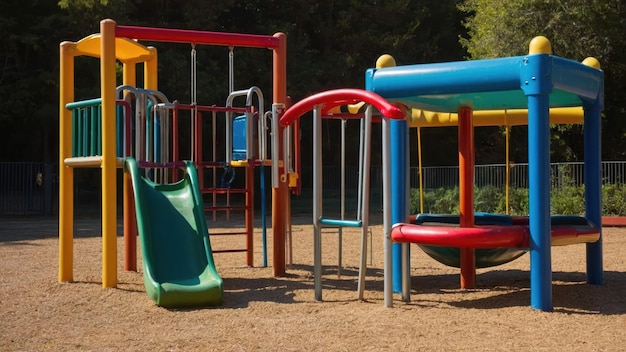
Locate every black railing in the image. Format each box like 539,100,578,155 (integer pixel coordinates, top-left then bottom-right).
0,162,55,215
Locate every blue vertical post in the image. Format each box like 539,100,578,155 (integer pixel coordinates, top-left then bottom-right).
390,118,408,293
584,103,603,284
524,53,554,311
527,94,552,311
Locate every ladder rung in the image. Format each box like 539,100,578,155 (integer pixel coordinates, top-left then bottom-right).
210,231,248,236
201,188,247,194
64,156,125,168
213,248,247,253
204,205,248,212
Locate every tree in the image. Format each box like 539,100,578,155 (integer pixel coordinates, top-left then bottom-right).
459,0,626,161
1,1,467,165
0,2,74,161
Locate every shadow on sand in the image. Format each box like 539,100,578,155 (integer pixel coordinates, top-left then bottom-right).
404,269,626,315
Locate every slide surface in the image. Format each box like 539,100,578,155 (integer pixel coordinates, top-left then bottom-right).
126,158,223,307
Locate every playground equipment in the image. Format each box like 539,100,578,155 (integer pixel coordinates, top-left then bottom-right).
279,88,405,301
409,107,585,214
59,20,294,297
125,158,223,307
409,105,588,269
59,21,605,313
368,36,604,311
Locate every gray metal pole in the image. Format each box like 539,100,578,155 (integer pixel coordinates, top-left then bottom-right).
313,105,323,301
382,115,393,308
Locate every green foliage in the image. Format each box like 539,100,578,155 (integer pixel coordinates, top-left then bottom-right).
507,187,529,216
459,0,618,60
58,0,109,9
1,0,466,163
474,185,506,213
459,0,626,161
410,187,459,214
0,1,70,162
410,183,626,216
602,183,626,216
550,185,586,214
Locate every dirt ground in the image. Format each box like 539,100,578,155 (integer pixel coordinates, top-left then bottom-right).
1,213,625,351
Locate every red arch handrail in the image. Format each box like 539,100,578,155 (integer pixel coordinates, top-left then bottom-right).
279,88,405,126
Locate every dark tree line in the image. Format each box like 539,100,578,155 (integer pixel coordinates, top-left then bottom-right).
1,1,623,168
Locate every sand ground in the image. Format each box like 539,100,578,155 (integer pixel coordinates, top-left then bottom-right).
1,214,625,351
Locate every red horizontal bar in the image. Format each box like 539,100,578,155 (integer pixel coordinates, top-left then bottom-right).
116,25,280,48
201,188,247,194
136,161,184,168
174,103,247,114
204,205,248,212
391,223,600,248
213,249,247,253
195,161,229,167
392,224,528,248
211,232,248,236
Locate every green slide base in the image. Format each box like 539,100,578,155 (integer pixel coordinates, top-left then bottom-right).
125,158,223,308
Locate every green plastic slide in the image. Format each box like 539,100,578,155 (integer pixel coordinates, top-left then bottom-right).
125,158,223,307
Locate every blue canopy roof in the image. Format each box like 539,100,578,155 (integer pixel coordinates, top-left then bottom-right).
366,54,603,113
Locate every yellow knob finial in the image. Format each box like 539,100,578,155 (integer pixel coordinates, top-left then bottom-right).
376,54,396,68
582,57,601,70
529,36,552,54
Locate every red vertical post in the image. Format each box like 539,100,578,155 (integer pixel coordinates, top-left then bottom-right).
123,173,137,271
272,33,287,276
458,106,476,289
123,101,137,271
195,111,204,188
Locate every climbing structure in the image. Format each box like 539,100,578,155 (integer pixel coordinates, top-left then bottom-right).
59,19,293,288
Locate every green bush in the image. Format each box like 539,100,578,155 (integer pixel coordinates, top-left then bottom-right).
602,183,626,216
409,184,626,216
410,187,459,214
474,185,506,214
550,185,586,214
507,187,529,216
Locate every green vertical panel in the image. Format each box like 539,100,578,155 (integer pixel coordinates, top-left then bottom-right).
87,106,91,155
97,105,102,155
72,109,78,157
80,108,87,157
91,106,96,156
84,107,90,156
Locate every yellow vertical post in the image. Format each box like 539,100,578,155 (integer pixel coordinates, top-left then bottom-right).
101,19,118,288
144,47,158,90
417,126,424,213
122,63,136,87
503,109,510,214
59,42,75,282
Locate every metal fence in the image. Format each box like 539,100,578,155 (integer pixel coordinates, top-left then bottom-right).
3,161,626,215
301,161,626,192
0,162,55,215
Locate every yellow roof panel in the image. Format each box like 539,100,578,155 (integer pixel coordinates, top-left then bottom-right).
74,34,155,62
